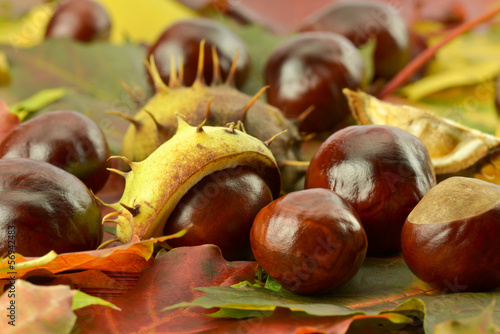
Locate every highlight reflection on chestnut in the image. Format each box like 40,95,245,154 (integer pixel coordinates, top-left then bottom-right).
305,125,436,255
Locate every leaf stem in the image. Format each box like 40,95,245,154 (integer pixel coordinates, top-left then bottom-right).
377,5,500,99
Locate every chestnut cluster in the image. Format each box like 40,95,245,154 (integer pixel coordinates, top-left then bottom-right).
0,111,110,257
250,125,436,294
251,125,500,294
9,2,498,298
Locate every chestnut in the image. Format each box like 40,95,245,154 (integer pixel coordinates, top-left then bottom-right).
148,18,250,88
299,1,410,80
0,158,103,257
264,32,364,134
305,125,436,255
45,0,111,42
163,166,273,261
401,177,500,292
0,111,110,193
250,188,367,294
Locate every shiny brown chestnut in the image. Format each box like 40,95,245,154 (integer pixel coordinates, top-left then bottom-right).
250,188,367,294
45,0,111,42
0,158,103,257
299,1,410,80
164,166,273,261
148,18,250,88
401,177,500,292
264,32,364,134
305,125,436,255
0,111,110,193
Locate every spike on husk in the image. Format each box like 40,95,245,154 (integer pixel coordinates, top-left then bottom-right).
106,110,140,127
240,86,269,121
211,45,222,86
195,39,206,85
225,48,239,87
146,55,169,93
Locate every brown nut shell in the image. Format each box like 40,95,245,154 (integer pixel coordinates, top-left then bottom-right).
250,188,367,294
164,166,273,261
0,110,110,193
401,177,500,292
45,0,111,42
305,125,436,255
0,158,103,257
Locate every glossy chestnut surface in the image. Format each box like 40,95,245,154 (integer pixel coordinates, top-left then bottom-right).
164,167,273,261
402,177,500,292
250,188,367,294
299,2,410,80
148,18,250,88
265,32,364,134
305,125,436,255
45,0,111,42
0,111,110,193
0,158,103,257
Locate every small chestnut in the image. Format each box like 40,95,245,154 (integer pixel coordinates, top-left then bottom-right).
250,188,367,294
148,18,250,88
299,1,410,80
401,177,500,292
164,166,273,261
305,125,436,255
264,32,364,134
0,111,110,193
0,158,103,257
45,0,111,42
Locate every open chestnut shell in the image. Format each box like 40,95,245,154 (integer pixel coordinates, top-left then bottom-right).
402,177,500,292
305,125,436,255
250,188,367,294
0,110,110,193
0,158,103,257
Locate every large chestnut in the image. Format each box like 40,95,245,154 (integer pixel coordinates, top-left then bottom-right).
305,125,436,255
402,177,500,292
0,158,103,257
250,188,367,294
299,1,410,80
45,0,111,42
163,166,273,261
148,18,250,88
264,32,364,134
0,111,110,193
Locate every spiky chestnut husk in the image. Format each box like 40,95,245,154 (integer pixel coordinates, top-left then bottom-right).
117,41,303,191
102,116,281,243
